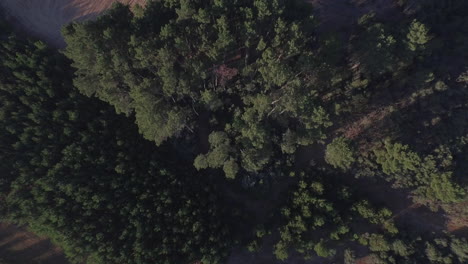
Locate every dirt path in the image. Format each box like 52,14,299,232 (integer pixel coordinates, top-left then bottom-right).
338,96,414,139
0,0,144,47
0,223,69,264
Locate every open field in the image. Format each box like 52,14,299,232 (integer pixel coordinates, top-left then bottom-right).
0,0,144,47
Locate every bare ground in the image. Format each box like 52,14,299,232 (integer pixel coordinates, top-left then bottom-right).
0,223,69,264
0,0,144,47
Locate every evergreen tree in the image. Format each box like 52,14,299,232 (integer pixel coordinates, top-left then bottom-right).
0,28,240,264
63,0,329,178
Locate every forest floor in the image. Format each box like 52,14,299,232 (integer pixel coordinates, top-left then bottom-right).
0,223,69,264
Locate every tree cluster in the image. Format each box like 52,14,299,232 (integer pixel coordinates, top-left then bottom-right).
0,28,240,264
63,0,331,179
0,0,467,263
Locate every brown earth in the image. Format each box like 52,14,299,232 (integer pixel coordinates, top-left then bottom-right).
0,223,69,264
0,0,145,47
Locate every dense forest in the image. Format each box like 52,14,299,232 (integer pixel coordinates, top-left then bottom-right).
1,0,468,263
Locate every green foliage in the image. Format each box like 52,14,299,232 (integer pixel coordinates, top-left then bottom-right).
352,21,399,77
406,19,432,51
223,158,240,179
281,129,298,154
325,137,355,170
365,232,468,264
0,30,239,264
457,70,468,85
368,234,391,252
344,249,356,264
352,201,392,224
373,140,464,202
391,239,413,257
273,170,394,260
374,140,420,175
1,0,467,263
63,0,330,178
274,242,290,261
314,240,336,258
195,131,240,178
450,238,468,262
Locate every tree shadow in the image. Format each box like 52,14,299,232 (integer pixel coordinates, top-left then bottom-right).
397,205,448,234
451,226,468,238
0,236,29,252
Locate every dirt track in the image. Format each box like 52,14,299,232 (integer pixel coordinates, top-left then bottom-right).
0,223,69,264
0,0,144,47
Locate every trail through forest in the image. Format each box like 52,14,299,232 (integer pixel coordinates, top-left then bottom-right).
338,94,414,139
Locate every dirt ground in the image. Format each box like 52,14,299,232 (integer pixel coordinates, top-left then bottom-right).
0,0,144,47
0,223,69,264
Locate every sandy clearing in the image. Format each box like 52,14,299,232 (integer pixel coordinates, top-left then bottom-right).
0,0,145,47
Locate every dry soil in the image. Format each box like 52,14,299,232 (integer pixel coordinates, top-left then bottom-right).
0,223,69,264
